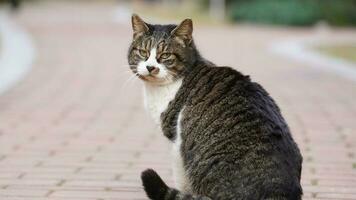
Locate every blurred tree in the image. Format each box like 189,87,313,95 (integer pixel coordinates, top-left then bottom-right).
321,0,356,26
209,0,225,21
229,0,320,26
10,0,20,10
200,0,356,26
227,0,356,26
0,0,21,10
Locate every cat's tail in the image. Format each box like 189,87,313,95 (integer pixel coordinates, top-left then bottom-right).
141,169,211,200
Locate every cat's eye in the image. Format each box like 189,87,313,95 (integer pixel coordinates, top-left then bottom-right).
165,59,174,65
160,53,172,59
138,49,148,58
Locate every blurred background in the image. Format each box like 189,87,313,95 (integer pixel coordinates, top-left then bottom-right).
0,0,355,199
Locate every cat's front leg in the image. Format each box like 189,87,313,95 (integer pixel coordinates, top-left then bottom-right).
172,147,192,193
171,108,193,193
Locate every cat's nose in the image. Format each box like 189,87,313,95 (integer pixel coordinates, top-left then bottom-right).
146,66,155,72
146,66,159,74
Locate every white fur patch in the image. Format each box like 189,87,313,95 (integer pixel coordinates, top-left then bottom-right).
137,48,168,78
172,107,191,192
143,79,182,124
140,48,189,192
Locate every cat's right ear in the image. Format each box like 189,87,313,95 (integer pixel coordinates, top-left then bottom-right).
131,14,149,40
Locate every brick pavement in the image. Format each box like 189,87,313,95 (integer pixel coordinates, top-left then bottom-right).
0,2,355,200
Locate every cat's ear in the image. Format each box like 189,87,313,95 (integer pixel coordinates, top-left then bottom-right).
171,19,193,45
131,14,149,40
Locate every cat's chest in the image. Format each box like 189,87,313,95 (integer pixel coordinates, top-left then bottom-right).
143,79,183,124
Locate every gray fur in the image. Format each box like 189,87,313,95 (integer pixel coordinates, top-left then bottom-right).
128,15,303,200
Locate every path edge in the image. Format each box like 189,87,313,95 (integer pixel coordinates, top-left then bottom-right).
269,36,356,82
0,11,35,95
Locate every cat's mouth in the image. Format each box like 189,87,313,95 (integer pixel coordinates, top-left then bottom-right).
138,74,166,84
137,73,173,85
138,74,156,81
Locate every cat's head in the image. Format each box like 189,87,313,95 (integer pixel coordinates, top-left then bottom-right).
128,14,198,85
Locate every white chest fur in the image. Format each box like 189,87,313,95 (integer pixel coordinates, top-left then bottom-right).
172,108,191,192
143,79,183,124
143,80,191,191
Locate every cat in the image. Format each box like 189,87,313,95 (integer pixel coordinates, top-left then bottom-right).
127,14,303,200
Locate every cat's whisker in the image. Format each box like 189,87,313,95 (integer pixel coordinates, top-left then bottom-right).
116,64,136,68
117,63,135,66
117,66,136,71
120,73,139,90
164,75,172,85
166,71,177,82
118,71,135,78
117,67,139,77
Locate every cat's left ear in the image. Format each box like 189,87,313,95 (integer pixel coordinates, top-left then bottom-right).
171,19,193,46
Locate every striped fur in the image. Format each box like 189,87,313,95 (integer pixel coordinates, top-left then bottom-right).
128,15,303,200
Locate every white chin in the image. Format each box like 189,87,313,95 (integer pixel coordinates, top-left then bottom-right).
141,76,173,85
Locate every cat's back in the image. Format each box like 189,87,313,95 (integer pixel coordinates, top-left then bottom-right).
183,64,269,114
182,63,301,164
177,63,302,199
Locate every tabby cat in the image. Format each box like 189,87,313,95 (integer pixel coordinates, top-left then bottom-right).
127,14,303,200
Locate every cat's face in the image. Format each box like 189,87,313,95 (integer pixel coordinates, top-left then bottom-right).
128,15,194,85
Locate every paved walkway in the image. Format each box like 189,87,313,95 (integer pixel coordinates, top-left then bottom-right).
0,2,355,200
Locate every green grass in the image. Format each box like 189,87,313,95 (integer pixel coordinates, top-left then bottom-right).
315,45,356,63
130,1,225,25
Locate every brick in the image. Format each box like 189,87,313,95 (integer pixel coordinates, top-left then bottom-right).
50,190,146,199
316,193,356,199
0,1,355,199
0,188,49,197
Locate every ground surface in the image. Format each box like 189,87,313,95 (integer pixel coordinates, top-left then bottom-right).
0,2,356,200
316,45,356,63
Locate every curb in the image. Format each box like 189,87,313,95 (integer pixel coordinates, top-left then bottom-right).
270,37,356,82
0,12,35,95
